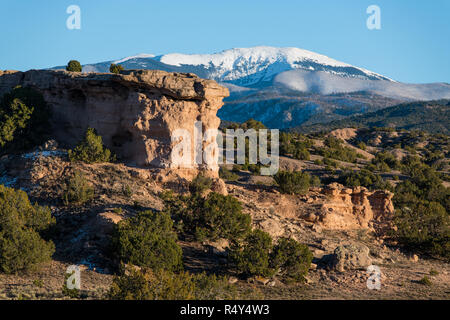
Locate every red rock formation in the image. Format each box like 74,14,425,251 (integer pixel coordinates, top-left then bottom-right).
0,69,229,177
303,183,394,231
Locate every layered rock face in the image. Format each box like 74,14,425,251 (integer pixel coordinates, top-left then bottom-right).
0,69,229,175
302,183,394,231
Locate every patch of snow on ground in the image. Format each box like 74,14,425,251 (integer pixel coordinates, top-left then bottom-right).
22,150,65,160
78,257,106,274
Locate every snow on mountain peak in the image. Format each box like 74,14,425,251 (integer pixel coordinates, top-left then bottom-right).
159,46,344,67
155,46,391,84
82,46,392,86
113,53,155,64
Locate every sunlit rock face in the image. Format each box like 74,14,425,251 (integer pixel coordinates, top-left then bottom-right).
0,69,229,175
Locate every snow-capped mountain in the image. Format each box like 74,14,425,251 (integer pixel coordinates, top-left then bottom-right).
54,46,450,129
80,46,392,87
153,46,392,85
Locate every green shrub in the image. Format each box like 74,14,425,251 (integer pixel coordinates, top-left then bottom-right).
418,276,432,286
68,128,113,164
324,136,342,149
405,145,417,154
357,141,367,150
395,156,449,212
189,174,212,195
323,157,338,168
0,86,50,153
242,163,262,175
108,268,238,300
109,63,124,74
392,201,449,259
195,193,251,241
0,185,55,274
167,192,251,242
270,238,313,282
113,207,123,214
33,279,43,287
318,136,358,163
338,169,392,191
372,151,400,172
280,132,313,158
274,170,311,195
219,167,239,181
324,165,335,173
280,132,295,155
0,228,55,274
229,229,274,278
66,60,82,72
0,96,31,148
429,269,439,276
62,171,94,205
229,230,313,282
240,119,266,131
310,175,321,187
122,185,132,198
314,159,323,166
232,164,241,172
293,148,310,160
112,210,182,272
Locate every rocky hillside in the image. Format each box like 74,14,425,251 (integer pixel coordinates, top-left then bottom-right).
296,100,450,134
0,127,448,299
0,69,448,300
219,90,402,129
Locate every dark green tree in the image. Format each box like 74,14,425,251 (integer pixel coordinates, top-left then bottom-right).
62,171,94,205
274,170,311,195
0,185,55,274
108,268,238,300
393,201,449,259
189,175,212,195
0,86,50,154
229,229,275,278
66,60,82,72
270,238,313,282
167,192,251,242
109,63,124,74
68,128,113,164
112,211,183,272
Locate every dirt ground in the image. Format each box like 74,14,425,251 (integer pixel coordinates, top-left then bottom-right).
1,244,447,300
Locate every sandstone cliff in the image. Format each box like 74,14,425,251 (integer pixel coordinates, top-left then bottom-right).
302,183,394,231
0,69,229,175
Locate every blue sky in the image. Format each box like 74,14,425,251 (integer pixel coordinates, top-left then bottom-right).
0,0,448,83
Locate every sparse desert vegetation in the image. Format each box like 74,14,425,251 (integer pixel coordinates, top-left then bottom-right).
0,67,448,302
0,122,448,300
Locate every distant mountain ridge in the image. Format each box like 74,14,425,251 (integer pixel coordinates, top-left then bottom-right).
294,100,450,135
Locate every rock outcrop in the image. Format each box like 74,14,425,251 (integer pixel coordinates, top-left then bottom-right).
0,69,229,176
327,243,372,272
301,183,394,231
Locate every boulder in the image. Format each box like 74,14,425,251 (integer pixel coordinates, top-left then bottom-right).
210,178,228,195
328,243,372,272
93,211,124,234
203,238,230,256
258,218,285,238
